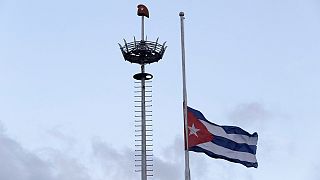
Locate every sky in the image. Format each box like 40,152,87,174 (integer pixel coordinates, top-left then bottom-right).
1,0,320,179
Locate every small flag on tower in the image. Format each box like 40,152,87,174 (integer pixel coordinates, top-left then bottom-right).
186,106,258,168
137,4,149,18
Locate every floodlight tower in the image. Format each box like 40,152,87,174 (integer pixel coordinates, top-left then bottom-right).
118,4,167,180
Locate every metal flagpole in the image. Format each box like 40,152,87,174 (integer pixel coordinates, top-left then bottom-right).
141,16,145,41
179,12,191,180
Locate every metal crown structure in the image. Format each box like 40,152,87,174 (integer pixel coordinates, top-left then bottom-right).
119,38,167,65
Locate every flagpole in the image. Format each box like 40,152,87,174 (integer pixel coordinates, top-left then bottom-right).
180,12,191,180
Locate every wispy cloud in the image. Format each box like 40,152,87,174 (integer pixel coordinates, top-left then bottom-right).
47,126,76,148
91,139,137,180
2,114,318,180
91,137,184,180
227,102,271,127
0,124,91,180
0,122,187,180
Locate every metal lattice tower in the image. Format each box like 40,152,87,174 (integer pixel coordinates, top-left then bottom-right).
118,4,167,180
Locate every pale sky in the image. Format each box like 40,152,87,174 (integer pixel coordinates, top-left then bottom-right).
1,0,320,180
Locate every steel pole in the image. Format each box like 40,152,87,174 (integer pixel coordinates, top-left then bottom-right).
140,15,147,180
180,12,191,180
141,64,147,180
141,16,145,41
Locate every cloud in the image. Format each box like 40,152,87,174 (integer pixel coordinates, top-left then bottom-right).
227,102,271,126
47,126,76,148
154,137,184,180
91,139,137,180
9,118,317,180
91,138,184,180
0,126,52,180
153,157,182,180
0,122,187,180
0,124,91,180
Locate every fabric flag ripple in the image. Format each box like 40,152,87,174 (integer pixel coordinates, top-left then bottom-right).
187,106,258,168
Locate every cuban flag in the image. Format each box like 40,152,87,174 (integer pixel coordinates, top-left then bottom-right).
187,106,258,168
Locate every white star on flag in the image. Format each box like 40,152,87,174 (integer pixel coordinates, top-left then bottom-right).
188,123,200,137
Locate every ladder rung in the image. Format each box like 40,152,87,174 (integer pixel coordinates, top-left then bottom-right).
135,105,152,107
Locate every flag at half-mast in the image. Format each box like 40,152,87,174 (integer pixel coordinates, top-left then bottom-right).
186,106,258,168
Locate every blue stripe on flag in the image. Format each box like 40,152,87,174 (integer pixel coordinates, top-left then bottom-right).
189,146,258,168
220,126,258,137
188,106,258,137
199,119,258,145
212,135,257,154
187,106,207,121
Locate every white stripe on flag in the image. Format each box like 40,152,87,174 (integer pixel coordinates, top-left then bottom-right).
200,119,258,145
197,142,257,163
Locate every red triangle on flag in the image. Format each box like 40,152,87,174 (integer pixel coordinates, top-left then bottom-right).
187,111,214,148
